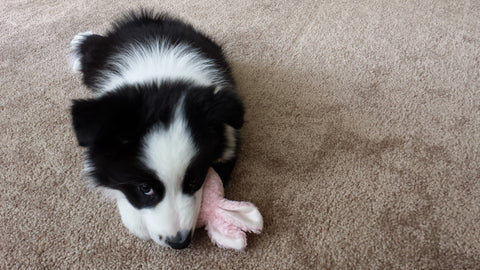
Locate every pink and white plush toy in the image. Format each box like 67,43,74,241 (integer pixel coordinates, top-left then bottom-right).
196,168,263,250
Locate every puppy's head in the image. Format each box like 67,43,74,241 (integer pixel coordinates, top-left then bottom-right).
71,82,243,249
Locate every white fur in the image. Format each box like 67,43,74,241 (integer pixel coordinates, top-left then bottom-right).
96,40,228,94
141,99,197,184
142,188,203,245
69,31,93,72
71,30,239,248
115,98,202,246
117,197,151,240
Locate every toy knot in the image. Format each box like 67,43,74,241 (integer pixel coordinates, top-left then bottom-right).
196,168,263,250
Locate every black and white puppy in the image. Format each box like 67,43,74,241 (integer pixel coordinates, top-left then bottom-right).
69,11,244,249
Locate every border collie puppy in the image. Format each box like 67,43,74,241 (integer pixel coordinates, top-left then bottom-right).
69,11,244,249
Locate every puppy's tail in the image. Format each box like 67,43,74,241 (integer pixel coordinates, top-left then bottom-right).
69,31,95,73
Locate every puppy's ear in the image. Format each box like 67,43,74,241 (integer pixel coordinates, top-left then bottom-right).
70,99,105,147
209,88,244,129
187,87,244,129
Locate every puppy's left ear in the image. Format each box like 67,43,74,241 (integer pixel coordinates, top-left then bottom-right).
207,87,245,129
187,86,245,129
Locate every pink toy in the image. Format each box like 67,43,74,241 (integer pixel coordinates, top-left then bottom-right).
196,168,263,250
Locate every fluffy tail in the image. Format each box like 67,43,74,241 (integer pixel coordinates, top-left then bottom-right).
69,31,94,72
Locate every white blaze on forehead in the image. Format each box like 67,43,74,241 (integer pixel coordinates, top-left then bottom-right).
141,100,197,191
139,101,201,240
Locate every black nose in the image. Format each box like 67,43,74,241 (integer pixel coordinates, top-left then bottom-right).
165,230,192,249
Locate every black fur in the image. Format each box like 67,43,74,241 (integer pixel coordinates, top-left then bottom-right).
77,10,234,92
71,11,243,210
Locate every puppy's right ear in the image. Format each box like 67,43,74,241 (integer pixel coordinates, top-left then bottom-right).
71,99,103,147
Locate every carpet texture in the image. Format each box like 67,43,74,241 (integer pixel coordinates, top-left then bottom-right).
1,0,480,269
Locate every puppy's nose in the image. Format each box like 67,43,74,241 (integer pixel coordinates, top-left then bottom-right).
165,230,192,249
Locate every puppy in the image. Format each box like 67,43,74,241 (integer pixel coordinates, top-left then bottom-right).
69,10,244,249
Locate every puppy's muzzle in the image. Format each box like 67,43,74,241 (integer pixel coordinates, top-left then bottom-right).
165,230,192,249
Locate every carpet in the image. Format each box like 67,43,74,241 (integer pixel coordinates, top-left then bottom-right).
1,0,479,269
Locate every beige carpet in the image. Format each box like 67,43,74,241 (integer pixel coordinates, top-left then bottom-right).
1,0,480,269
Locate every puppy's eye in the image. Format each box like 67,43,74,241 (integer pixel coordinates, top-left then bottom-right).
139,183,154,196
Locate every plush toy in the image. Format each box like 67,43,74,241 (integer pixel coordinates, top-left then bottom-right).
196,168,263,250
